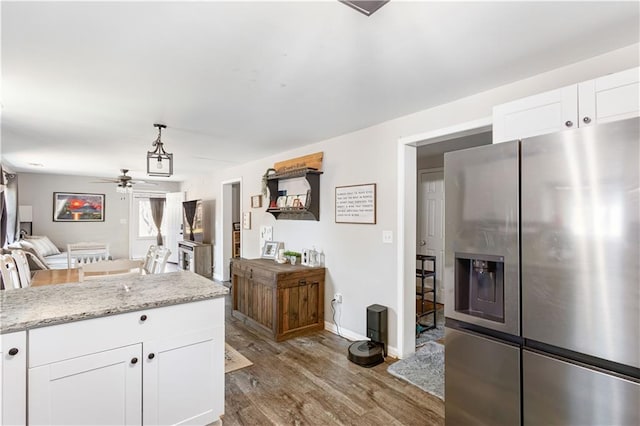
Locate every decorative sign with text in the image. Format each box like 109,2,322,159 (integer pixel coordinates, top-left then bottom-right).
335,183,377,224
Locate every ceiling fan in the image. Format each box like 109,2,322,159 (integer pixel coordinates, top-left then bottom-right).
92,169,155,192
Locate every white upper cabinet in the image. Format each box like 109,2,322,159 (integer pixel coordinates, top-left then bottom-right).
578,67,639,126
493,67,639,143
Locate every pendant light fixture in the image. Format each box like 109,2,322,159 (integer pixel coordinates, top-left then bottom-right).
147,123,173,177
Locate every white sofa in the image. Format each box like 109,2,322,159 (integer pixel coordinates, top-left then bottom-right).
10,237,110,270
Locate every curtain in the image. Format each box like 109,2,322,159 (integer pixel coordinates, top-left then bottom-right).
149,198,166,246
0,166,6,247
183,200,197,241
2,170,19,245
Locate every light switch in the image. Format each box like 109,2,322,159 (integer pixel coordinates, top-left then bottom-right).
383,230,393,243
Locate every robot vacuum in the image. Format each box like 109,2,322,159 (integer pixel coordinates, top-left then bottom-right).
348,340,385,367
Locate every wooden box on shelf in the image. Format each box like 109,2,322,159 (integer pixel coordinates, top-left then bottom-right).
231,258,325,341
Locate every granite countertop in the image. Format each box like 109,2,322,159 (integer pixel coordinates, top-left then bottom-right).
0,271,229,334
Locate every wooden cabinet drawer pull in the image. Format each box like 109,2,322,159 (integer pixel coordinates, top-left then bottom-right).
298,279,307,286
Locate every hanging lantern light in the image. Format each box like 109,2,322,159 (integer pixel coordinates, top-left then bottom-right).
147,123,173,177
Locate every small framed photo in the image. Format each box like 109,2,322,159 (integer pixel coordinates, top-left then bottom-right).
251,195,262,208
286,195,296,208
276,196,287,208
261,241,283,259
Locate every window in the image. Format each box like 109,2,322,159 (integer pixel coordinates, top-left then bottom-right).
137,198,167,238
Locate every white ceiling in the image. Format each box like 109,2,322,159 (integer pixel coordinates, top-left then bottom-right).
2,1,639,183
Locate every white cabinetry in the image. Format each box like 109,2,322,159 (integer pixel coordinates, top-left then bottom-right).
29,345,142,425
143,328,223,425
1,332,27,426
27,298,224,425
493,67,639,143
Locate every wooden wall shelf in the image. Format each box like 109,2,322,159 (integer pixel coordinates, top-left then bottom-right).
266,169,322,221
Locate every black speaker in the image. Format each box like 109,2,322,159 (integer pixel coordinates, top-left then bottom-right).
366,304,387,356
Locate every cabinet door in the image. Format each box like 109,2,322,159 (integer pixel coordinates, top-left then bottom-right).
493,85,578,143
29,344,142,425
578,67,639,127
1,332,27,426
278,278,323,337
143,327,224,426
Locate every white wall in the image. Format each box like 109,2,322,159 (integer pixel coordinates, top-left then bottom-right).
19,172,180,258
182,44,639,357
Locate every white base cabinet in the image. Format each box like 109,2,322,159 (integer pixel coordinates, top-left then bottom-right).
29,345,142,425
1,332,27,426
143,328,223,425
26,298,224,425
493,67,639,143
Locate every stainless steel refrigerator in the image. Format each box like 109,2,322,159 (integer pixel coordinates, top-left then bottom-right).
443,118,639,425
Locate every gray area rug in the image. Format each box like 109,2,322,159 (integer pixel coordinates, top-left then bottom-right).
387,341,445,400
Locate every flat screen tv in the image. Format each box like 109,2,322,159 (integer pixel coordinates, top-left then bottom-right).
182,199,204,242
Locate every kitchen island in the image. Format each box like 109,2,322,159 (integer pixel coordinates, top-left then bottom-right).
0,271,228,425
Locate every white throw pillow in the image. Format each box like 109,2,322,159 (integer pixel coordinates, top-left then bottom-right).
16,240,51,265
24,236,61,257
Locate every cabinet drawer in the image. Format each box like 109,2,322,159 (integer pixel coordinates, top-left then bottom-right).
278,271,324,289
29,298,223,368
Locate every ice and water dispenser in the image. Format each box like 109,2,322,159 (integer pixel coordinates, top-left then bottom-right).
454,253,505,323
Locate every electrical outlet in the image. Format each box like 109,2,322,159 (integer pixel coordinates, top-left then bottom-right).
383,230,393,243
334,293,342,303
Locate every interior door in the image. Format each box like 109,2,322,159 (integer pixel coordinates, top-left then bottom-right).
417,169,444,302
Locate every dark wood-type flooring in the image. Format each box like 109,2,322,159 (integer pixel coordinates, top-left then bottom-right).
223,293,444,425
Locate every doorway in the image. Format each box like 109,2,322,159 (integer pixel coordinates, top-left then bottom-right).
220,178,241,282
397,118,493,358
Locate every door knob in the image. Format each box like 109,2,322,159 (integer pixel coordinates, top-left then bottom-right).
419,240,426,246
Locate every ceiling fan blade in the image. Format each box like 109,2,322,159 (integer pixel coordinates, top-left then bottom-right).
90,179,120,183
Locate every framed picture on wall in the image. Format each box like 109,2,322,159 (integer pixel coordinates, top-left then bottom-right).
251,195,262,208
53,192,105,222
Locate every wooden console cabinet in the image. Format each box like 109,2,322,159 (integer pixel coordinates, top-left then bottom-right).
231,258,325,341
178,241,212,277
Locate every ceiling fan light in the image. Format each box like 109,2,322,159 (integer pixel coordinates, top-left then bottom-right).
147,123,173,177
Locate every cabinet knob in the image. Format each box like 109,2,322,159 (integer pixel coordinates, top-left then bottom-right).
8,348,19,356
131,357,138,364
148,353,155,360
565,120,573,127
583,116,592,124
298,279,307,286
140,314,147,322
